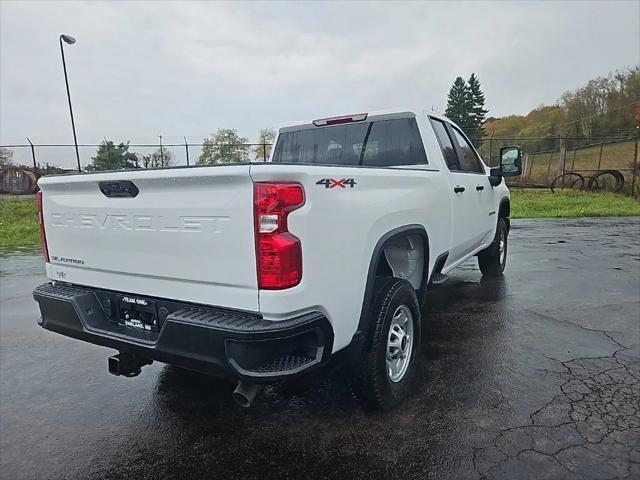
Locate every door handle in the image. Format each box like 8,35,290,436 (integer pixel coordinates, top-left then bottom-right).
476,185,485,191
453,186,465,193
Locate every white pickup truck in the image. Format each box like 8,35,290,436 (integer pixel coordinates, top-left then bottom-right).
33,109,522,410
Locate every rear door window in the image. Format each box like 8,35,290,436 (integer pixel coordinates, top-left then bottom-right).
272,118,428,167
449,127,485,174
430,119,460,170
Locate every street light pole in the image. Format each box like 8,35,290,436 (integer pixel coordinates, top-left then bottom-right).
59,34,81,172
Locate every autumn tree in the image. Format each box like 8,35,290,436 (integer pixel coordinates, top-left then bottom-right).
483,66,639,152
560,66,640,140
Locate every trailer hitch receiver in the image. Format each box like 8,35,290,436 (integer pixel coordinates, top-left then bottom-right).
108,352,152,377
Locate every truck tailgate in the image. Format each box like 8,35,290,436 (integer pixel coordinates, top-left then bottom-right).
39,166,258,311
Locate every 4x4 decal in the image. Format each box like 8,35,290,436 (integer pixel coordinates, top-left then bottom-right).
316,178,357,189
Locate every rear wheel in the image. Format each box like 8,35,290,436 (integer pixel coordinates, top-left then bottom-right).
354,277,421,411
478,217,508,276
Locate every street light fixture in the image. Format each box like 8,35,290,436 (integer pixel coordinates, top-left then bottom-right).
61,34,76,45
59,33,81,172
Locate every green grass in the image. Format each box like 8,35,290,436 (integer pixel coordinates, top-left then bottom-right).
510,189,640,219
0,191,638,248
0,198,39,248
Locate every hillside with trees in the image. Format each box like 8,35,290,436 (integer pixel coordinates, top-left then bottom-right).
483,66,639,151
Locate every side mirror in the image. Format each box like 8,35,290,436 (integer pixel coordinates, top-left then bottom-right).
499,146,522,177
489,167,502,187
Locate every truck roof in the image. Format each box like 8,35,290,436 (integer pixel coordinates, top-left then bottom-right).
279,108,451,133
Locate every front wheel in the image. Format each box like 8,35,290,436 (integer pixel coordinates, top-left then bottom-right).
354,277,421,411
478,217,508,276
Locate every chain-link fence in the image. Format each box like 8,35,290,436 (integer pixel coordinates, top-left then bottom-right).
477,134,639,196
0,141,273,172
2,134,638,196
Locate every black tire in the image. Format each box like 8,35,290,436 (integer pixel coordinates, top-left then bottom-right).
354,277,421,411
588,170,624,192
478,217,508,276
570,177,586,190
550,173,583,192
584,175,600,191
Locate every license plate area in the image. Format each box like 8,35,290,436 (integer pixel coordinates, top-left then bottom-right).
118,295,159,332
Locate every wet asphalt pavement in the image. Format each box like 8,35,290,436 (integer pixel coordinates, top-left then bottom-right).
1,217,639,480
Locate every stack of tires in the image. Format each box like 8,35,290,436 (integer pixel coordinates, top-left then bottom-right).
550,170,625,193
0,166,40,195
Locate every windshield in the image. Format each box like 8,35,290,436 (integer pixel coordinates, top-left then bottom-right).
272,118,428,167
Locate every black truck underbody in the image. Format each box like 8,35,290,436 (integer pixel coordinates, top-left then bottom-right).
33,282,333,382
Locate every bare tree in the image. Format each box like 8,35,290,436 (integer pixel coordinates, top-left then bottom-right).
254,127,276,161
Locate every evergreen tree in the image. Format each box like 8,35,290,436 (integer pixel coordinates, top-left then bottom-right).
445,77,473,134
468,73,488,146
87,140,138,171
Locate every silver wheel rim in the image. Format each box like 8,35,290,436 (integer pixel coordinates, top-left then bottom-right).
386,305,414,383
499,229,507,264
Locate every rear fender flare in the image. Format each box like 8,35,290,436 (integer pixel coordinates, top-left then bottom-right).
353,225,429,344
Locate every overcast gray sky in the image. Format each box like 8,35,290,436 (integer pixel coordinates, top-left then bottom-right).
1,0,638,168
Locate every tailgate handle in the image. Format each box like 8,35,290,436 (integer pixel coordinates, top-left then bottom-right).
99,180,139,198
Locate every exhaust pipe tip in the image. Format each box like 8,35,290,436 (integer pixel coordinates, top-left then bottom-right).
232,380,260,408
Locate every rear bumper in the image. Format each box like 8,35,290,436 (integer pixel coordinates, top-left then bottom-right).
33,282,333,381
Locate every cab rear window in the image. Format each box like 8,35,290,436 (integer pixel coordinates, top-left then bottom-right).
272,118,428,167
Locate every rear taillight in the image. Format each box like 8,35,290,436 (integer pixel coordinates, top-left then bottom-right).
254,183,304,289
36,191,49,262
